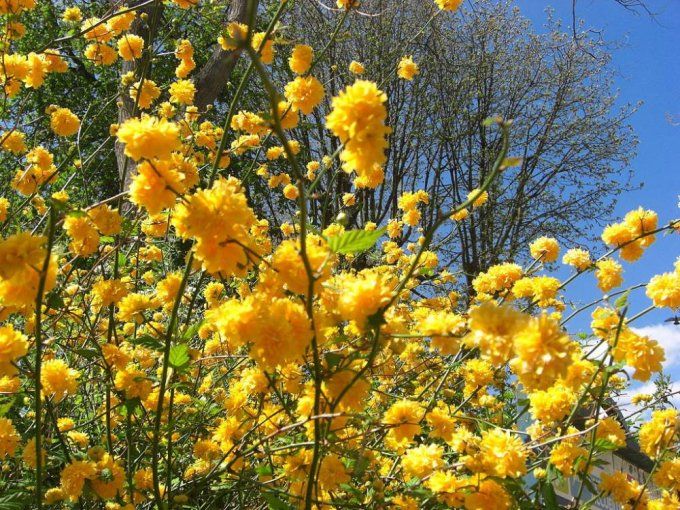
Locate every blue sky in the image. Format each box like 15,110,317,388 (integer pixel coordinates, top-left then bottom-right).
515,0,680,404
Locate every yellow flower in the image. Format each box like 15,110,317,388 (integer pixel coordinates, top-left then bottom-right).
41,359,80,402
206,294,312,369
510,314,576,390
529,384,575,423
0,324,28,374
172,177,263,276
435,0,463,11
0,417,19,458
87,205,122,236
84,43,118,66
50,107,80,137
282,183,299,200
529,236,559,263
169,79,196,105
252,32,274,64
0,232,57,311
612,329,664,382
117,34,144,61
63,215,100,257
62,6,82,22
349,60,365,75
116,116,180,161
60,460,97,502
272,234,335,295
218,22,248,51
478,429,527,478
647,271,680,309
562,247,591,271
464,479,511,510
382,400,423,447
401,443,444,479
595,258,623,292
465,302,528,364
326,80,391,187
639,409,680,458
115,365,153,401
129,79,161,109
129,159,185,214
467,188,488,208
116,293,156,323
397,56,419,81
289,44,313,75
284,76,325,115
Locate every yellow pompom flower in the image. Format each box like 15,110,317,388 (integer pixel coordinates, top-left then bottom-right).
326,80,391,187
62,6,82,22
272,234,336,295
252,32,274,64
401,444,444,479
117,34,144,61
465,302,528,364
0,232,57,310
60,460,97,502
116,116,181,161
397,56,419,81
595,258,623,292
647,271,680,309
87,204,122,236
510,314,577,390
0,417,19,458
284,76,325,115
63,215,100,257
639,409,679,458
478,428,527,478
114,365,153,400
84,43,118,66
289,44,313,75
382,400,423,447
612,329,664,382
0,324,28,375
467,188,488,208
218,22,248,51
529,236,559,263
349,60,365,75
41,359,80,402
562,247,591,271
172,177,264,276
169,79,196,105
50,107,80,137
529,384,575,423
435,0,463,11
129,159,186,214
129,79,161,109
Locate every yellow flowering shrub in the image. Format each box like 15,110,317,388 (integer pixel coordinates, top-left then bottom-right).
0,2,677,509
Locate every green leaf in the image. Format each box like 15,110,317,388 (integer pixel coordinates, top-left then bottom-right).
594,438,619,452
614,290,630,309
100,235,115,244
0,397,15,418
181,321,203,342
132,335,164,351
169,344,190,370
46,291,64,310
325,352,343,369
326,227,386,255
262,493,294,510
541,481,559,510
73,348,99,360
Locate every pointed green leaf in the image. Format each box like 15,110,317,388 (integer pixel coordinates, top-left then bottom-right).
326,227,385,255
